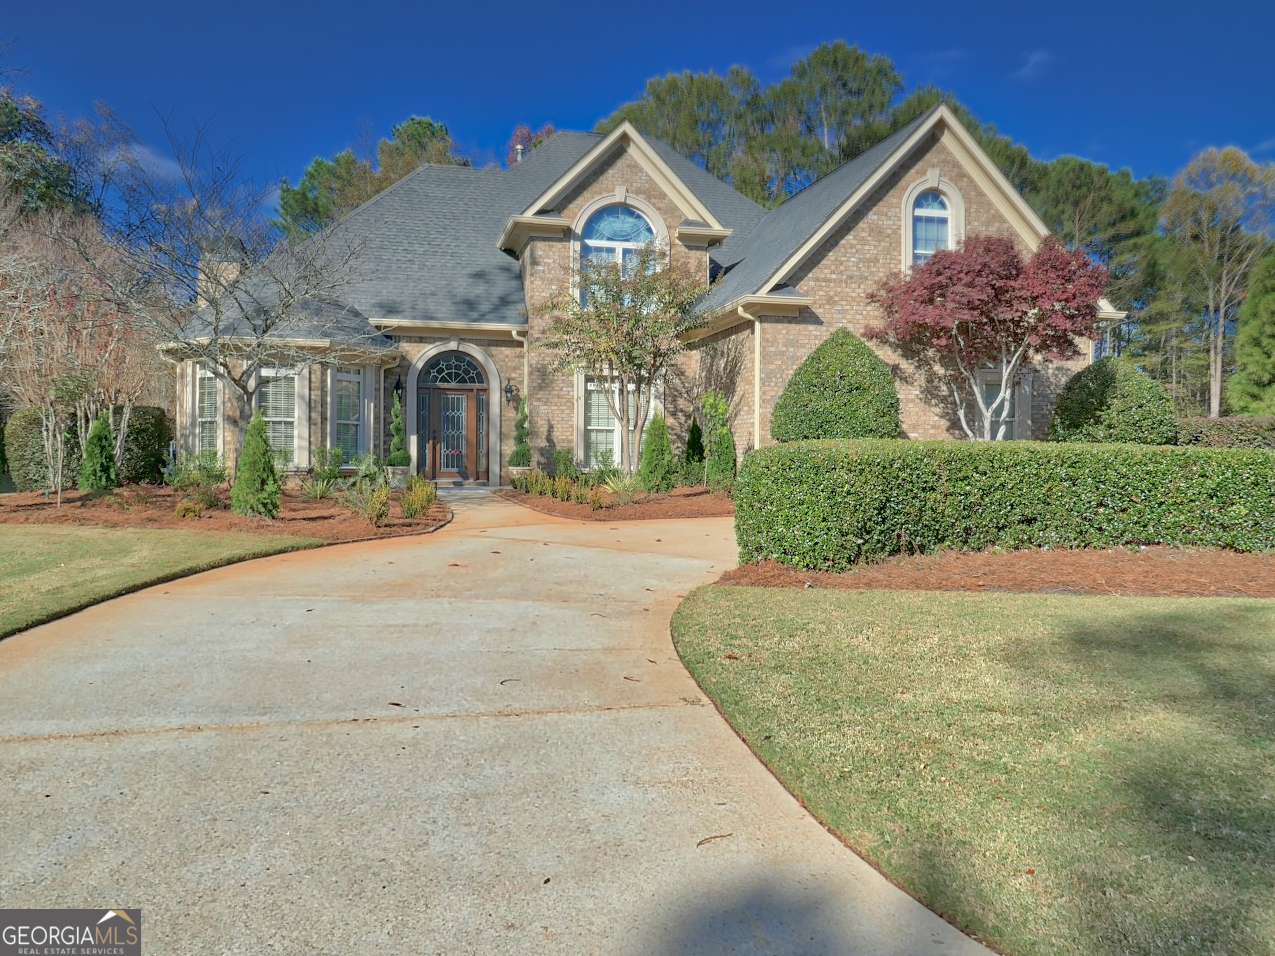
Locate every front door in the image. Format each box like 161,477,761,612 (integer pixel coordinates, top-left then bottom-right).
417,352,489,482
422,389,489,480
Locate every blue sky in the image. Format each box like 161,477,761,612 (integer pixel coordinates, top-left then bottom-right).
4,0,1269,196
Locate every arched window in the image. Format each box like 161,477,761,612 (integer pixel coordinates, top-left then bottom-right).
421,353,485,385
912,191,950,265
580,206,655,277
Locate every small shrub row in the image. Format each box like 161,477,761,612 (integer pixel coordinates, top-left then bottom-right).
512,468,605,511
735,439,1275,570
1177,416,1275,449
399,474,436,518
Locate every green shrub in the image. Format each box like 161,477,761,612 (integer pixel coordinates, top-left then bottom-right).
1177,416,1275,449
702,390,736,494
508,399,531,466
3,407,81,491
312,445,345,481
736,439,1275,571
78,413,118,492
685,417,705,464
637,416,676,493
551,447,579,480
386,392,410,467
174,499,204,519
231,411,281,518
604,471,642,506
0,410,6,484
168,450,227,491
118,406,172,484
770,329,901,442
589,488,603,511
1049,356,1178,445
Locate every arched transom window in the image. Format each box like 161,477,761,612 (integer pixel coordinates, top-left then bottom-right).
421,353,485,386
912,191,950,265
581,206,655,275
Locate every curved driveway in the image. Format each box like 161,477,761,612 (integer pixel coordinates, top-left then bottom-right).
1,492,989,955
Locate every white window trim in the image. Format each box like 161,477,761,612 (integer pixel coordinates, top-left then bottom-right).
255,366,310,468
975,369,1033,440
194,362,220,456
901,169,966,270
574,371,664,469
329,365,370,460
572,192,670,304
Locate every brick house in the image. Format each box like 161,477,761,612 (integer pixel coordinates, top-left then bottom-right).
175,104,1121,481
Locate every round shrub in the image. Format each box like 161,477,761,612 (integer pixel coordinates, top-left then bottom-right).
770,329,900,442
118,406,173,484
1049,356,1177,445
3,407,81,491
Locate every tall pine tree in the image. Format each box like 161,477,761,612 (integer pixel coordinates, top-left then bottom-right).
1229,250,1275,414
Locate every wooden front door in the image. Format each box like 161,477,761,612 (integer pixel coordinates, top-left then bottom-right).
419,387,488,481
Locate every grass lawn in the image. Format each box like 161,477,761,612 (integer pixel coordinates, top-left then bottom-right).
672,586,1275,956
0,526,322,639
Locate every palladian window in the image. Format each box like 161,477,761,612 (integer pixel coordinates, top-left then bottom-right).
912,191,950,265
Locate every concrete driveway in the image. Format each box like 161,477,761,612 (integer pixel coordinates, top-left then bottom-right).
0,491,990,955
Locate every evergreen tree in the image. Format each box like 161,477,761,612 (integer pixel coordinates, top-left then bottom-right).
1229,250,1275,414
77,412,117,491
387,391,409,466
637,416,676,493
702,391,736,493
231,411,281,517
508,399,531,467
684,417,705,464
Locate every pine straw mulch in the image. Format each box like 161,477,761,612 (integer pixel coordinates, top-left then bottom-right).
719,548,1275,599
495,485,735,521
0,484,451,544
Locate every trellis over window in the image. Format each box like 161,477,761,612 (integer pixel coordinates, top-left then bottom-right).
901,169,966,270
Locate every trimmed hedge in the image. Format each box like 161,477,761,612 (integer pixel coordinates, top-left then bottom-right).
118,407,173,484
770,329,901,441
1178,416,1275,449
3,407,81,491
735,439,1275,570
1049,356,1178,445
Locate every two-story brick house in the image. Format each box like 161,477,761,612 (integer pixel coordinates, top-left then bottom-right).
175,104,1120,481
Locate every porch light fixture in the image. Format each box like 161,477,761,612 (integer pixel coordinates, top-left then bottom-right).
393,374,404,397
504,381,516,405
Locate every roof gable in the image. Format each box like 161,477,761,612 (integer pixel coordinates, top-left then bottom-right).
706,104,1054,315
511,121,729,232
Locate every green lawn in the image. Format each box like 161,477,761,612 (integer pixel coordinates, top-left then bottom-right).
0,526,322,639
672,586,1275,956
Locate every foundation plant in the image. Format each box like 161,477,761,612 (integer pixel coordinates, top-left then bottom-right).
736,439,1275,571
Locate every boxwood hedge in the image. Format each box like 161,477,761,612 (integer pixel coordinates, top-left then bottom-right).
735,439,1275,570
1177,416,1275,449
770,329,901,441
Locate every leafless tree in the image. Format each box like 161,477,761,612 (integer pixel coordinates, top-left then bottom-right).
65,115,382,457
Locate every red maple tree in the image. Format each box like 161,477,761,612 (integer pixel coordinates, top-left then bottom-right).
866,235,1109,439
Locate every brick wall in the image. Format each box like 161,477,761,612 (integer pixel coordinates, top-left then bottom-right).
520,144,712,469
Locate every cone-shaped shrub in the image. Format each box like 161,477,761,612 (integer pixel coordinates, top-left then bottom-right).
685,417,704,464
770,329,900,441
707,425,736,493
637,415,676,493
231,411,281,517
387,391,410,466
78,413,118,492
1048,356,1177,445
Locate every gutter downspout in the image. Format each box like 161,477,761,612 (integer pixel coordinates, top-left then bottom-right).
737,306,761,451
511,329,528,399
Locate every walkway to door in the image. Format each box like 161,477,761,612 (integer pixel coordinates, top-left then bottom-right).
0,493,991,955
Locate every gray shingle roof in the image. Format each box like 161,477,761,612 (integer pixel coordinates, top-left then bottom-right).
703,108,937,313
193,113,935,338
184,291,396,351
